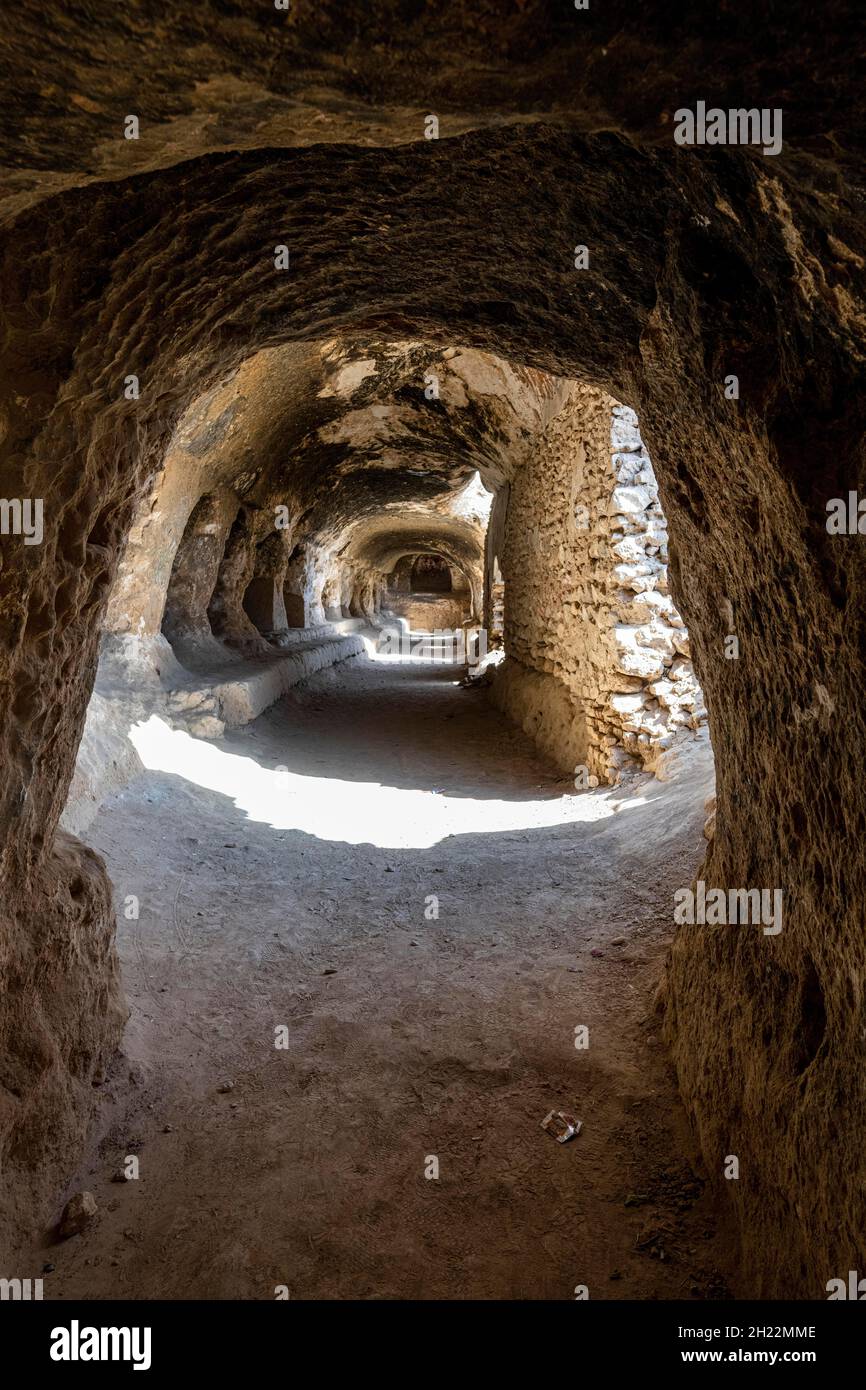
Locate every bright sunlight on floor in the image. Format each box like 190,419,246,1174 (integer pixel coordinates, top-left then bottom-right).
129,714,626,849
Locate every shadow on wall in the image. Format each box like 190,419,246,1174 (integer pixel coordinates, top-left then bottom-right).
411,554,452,592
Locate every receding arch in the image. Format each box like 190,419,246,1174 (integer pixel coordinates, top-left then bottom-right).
0,115,863,1297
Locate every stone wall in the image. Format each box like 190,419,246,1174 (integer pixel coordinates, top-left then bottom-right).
1,10,863,1290
384,552,473,631
384,593,470,632
494,386,705,783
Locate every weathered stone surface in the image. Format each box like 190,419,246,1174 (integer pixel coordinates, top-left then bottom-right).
0,836,126,1247
0,0,864,1300
57,1191,98,1240
493,390,705,782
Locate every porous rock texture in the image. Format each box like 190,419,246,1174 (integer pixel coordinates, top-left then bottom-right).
492,389,705,782
0,1,865,1297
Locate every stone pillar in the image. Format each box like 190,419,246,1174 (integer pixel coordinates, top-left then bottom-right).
162,489,239,646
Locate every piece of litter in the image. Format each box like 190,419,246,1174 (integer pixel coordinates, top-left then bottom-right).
541,1110,582,1143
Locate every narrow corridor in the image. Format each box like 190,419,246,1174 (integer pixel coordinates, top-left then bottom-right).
2,1,862,1324
29,652,734,1300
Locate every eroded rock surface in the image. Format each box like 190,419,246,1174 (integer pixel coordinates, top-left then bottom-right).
494,389,705,781
0,2,864,1296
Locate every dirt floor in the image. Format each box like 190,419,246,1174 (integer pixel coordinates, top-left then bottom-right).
26,651,739,1300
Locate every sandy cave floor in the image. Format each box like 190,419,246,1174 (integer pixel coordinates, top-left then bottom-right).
27,653,738,1300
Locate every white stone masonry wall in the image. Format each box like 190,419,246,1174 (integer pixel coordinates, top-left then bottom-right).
606,403,706,774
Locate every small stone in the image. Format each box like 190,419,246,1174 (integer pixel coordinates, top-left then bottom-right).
611,484,654,513
58,1191,98,1239
217,1081,234,1093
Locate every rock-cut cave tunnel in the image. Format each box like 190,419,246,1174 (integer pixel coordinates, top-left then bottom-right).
0,0,864,1315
